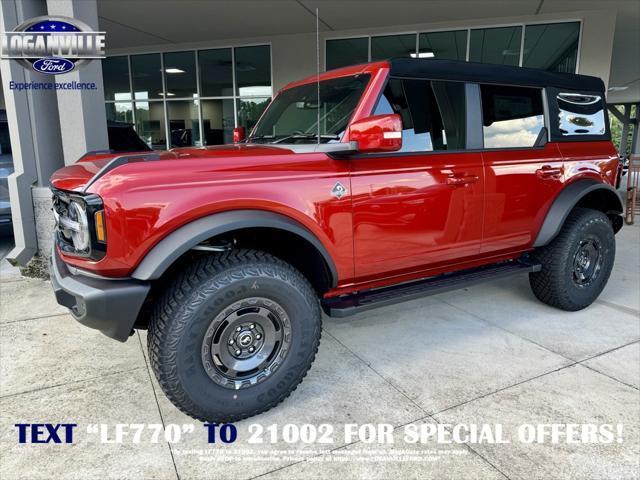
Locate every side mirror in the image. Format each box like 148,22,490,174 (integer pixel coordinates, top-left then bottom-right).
345,114,402,153
233,126,246,143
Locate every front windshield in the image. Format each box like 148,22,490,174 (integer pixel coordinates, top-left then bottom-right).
249,74,370,144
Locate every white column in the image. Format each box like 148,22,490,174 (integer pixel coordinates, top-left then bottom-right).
1,0,64,265
46,0,108,165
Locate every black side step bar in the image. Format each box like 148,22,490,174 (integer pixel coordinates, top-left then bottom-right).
322,258,541,318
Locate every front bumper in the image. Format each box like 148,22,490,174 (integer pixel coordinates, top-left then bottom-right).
50,246,150,342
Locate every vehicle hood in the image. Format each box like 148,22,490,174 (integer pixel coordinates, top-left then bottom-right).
49,144,293,192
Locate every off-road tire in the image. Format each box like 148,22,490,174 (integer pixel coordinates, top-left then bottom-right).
148,249,321,422
529,208,615,311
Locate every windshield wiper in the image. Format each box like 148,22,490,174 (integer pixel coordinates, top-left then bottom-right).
273,133,340,144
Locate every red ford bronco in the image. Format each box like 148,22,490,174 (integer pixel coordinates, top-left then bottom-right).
50,59,623,422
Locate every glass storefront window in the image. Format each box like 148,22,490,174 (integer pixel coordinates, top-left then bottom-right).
131,54,163,100
523,22,580,73
106,45,285,147
327,22,580,72
326,37,369,70
469,26,522,66
167,100,201,148
371,34,416,61
164,51,197,98
199,48,233,97
201,99,235,145
237,97,271,133
105,102,133,123
102,56,130,101
135,101,166,149
418,30,467,61
235,45,272,97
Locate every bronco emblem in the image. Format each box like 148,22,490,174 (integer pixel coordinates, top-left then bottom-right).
331,181,347,199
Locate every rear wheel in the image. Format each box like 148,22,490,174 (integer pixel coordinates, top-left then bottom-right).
148,250,321,422
529,208,615,311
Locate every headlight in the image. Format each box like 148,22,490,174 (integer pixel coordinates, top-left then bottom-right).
52,190,107,261
68,201,90,251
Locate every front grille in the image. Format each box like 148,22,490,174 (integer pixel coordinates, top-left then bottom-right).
51,189,76,253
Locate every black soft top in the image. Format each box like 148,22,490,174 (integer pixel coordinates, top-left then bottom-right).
389,58,604,92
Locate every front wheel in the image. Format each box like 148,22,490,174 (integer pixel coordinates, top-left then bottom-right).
529,208,616,311
148,250,321,422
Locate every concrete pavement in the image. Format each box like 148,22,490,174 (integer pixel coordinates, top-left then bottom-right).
0,225,638,480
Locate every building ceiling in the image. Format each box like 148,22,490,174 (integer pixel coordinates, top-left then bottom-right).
97,0,640,103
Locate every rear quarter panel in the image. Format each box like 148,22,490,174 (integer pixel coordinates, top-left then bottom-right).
558,141,620,186
528,140,620,246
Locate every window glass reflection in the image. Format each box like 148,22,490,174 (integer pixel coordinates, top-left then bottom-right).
135,101,167,149
103,56,130,101
481,84,545,148
235,45,272,97
105,102,133,123
237,97,271,133
131,54,163,100
105,45,272,150
523,22,580,72
371,34,416,61
326,38,369,69
418,30,467,60
252,76,368,142
373,78,466,152
469,26,522,66
202,99,235,145
199,49,233,97
557,94,605,136
167,100,201,147
164,51,197,98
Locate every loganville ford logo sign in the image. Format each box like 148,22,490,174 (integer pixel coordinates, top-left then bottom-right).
0,16,105,75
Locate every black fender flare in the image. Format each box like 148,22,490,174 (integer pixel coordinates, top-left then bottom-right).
533,179,623,247
131,210,338,286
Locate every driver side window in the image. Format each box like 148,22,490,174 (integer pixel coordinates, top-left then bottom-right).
373,78,466,152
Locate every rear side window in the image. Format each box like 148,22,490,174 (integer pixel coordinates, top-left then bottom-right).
374,78,466,152
480,84,545,148
556,93,606,136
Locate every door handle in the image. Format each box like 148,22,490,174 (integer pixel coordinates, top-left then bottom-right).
446,175,479,186
536,165,563,179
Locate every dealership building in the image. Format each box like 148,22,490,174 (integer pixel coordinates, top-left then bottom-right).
1,0,639,265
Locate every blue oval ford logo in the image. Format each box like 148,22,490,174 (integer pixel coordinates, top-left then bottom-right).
32,57,75,75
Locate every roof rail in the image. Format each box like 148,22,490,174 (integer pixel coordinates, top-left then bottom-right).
82,153,161,193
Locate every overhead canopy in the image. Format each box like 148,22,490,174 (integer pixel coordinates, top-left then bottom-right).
389,58,605,92
99,0,638,102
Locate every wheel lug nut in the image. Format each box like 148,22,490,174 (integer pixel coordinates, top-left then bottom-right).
235,349,241,355
256,334,261,340
249,324,255,329
249,346,255,353
236,326,242,332
228,339,234,345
